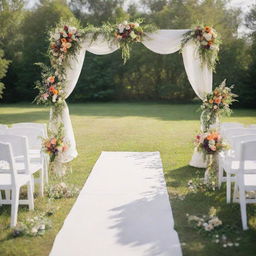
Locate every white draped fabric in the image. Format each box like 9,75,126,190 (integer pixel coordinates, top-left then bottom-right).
58,29,212,166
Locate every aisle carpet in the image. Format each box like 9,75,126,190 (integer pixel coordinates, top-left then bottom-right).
50,152,182,256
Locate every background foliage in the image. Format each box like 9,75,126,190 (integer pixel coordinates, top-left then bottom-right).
0,0,256,107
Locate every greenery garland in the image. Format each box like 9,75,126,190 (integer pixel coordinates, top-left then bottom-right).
200,79,238,130
181,25,221,71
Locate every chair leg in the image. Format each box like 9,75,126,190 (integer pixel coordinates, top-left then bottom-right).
10,187,20,228
218,162,224,188
239,187,248,230
27,181,34,211
226,173,231,203
39,168,44,197
0,190,2,206
233,181,238,202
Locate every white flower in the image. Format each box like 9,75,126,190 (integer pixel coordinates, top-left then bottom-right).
204,224,214,231
53,33,60,41
215,239,220,243
134,22,139,28
62,31,68,38
234,242,239,247
227,242,233,247
31,227,38,234
203,32,213,41
123,21,128,25
52,94,57,103
68,26,77,34
118,24,125,33
125,25,130,30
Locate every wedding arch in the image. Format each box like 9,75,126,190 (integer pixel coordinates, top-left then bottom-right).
35,20,221,173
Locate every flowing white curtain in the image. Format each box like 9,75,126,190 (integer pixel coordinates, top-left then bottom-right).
56,29,213,167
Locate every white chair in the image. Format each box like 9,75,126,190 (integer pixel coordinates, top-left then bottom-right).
0,135,44,196
219,128,256,189
12,122,47,137
0,142,34,227
11,123,49,183
219,134,256,203
220,122,244,136
233,140,256,230
6,127,46,195
0,124,8,135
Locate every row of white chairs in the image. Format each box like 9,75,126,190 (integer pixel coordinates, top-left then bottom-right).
218,122,256,230
0,123,48,227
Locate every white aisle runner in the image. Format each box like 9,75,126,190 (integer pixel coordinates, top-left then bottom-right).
50,152,182,256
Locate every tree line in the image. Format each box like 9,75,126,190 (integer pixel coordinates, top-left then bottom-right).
0,0,255,107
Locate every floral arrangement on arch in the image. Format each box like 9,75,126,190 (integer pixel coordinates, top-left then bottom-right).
195,130,228,155
49,23,82,71
42,125,68,162
114,20,143,63
200,80,237,130
181,25,221,70
34,63,65,107
107,19,157,63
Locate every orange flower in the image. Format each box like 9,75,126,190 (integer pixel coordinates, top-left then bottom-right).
61,38,67,43
48,76,55,83
68,33,73,37
205,26,212,33
207,132,219,141
209,99,214,104
214,97,221,104
53,89,58,95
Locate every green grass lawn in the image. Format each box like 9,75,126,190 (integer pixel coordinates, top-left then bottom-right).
0,103,256,256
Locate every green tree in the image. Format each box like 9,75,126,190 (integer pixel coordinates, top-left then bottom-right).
3,0,75,102
0,49,10,98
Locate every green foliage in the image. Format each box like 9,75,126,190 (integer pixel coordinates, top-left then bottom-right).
0,49,10,98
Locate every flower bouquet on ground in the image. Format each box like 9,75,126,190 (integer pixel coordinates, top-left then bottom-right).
181,24,221,70
200,80,238,131
195,130,228,183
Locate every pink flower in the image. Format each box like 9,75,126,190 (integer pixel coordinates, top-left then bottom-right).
42,93,49,100
62,144,68,152
50,138,57,145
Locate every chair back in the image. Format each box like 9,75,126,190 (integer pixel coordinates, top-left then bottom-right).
238,140,256,178
0,135,30,172
0,142,18,185
0,124,8,135
7,127,43,150
223,128,256,142
12,123,47,137
230,134,256,159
